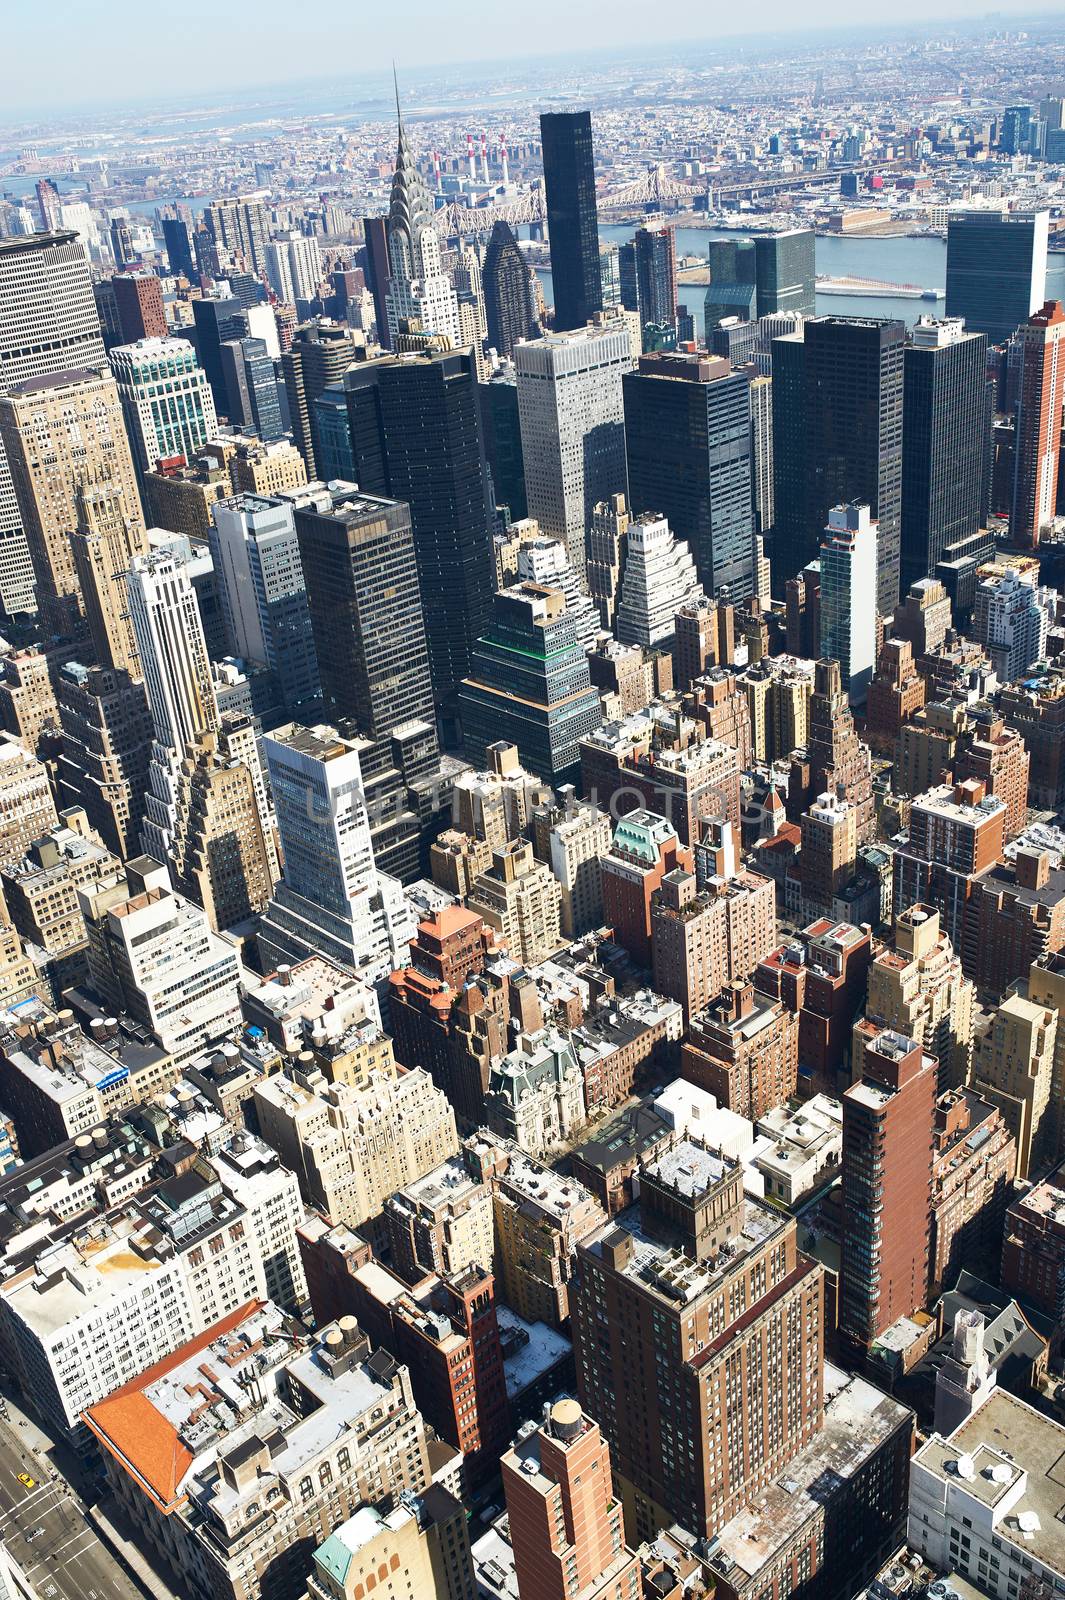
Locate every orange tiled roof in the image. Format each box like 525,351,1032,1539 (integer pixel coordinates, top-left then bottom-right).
82,1300,263,1514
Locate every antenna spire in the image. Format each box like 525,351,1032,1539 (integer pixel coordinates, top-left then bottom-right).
393,62,402,129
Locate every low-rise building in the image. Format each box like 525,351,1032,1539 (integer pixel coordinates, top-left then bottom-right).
309,1492,475,1600
754,1094,843,1207
1001,1163,1065,1321
908,1388,1065,1600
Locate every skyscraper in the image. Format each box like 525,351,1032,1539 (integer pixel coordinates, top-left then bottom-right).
71,483,149,675
126,547,219,863
281,319,357,480
361,215,392,350
0,366,144,638
840,1028,936,1355
769,329,807,594
162,216,195,279
0,231,107,617
804,316,905,615
945,211,1049,344
515,322,630,581
208,494,321,716
378,349,499,718
901,316,988,591
459,583,603,785
819,502,879,706
265,231,323,306
482,220,540,357
190,293,250,411
1010,300,1065,548
754,228,816,318
385,86,460,348
290,486,434,748
112,270,167,343
572,1141,824,1539
502,1401,640,1600
703,238,757,330
110,337,217,474
540,111,603,332
257,723,412,978
219,336,284,441
623,349,754,598
631,223,678,336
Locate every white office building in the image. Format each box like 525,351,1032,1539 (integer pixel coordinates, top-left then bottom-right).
258,724,414,980
615,512,704,649
819,501,879,706
908,1388,1065,1600
127,546,219,862
110,336,217,472
515,324,632,582
82,859,243,1064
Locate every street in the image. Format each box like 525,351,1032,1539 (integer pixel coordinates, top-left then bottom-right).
0,1402,147,1600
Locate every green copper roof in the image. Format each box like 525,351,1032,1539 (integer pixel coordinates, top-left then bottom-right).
313,1533,353,1589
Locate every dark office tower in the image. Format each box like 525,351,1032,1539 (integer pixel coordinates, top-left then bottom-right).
1000,105,1033,156
342,361,391,496
162,217,195,279
618,241,638,311
292,484,442,879
112,270,167,343
805,316,905,615
459,584,602,785
0,232,106,620
378,349,496,723
293,489,435,742
478,371,527,522
633,224,678,335
483,221,540,358
93,279,123,350
191,294,249,413
624,350,755,599
840,1028,936,1357
901,317,988,592
281,319,357,479
540,111,603,332
770,331,807,593
361,216,392,349
220,337,284,442
224,270,268,310
110,217,136,266
945,211,1048,344
754,228,816,318
704,237,757,330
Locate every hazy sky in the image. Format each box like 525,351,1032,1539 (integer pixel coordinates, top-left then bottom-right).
3,0,1057,119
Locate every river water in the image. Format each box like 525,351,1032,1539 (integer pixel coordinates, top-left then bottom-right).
538,222,1065,334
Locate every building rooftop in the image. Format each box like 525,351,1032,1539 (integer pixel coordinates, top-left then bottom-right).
706,1363,911,1587
914,1388,1065,1577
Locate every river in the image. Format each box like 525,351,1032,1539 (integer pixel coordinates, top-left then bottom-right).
537,223,1065,334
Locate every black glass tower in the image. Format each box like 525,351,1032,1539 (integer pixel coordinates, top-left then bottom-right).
377,349,496,724
945,211,1047,345
769,331,808,596
540,111,603,332
901,321,988,593
754,229,816,318
190,297,249,413
483,220,540,358
624,350,755,599
459,585,602,785
804,316,906,615
162,218,195,279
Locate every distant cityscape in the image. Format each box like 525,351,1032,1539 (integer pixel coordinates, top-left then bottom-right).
2,17,1065,1600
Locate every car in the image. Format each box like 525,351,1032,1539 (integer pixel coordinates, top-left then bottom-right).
16,1473,35,1489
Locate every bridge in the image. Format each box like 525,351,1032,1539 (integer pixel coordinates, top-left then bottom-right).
430,158,918,238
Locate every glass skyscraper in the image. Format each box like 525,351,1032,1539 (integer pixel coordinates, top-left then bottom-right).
945,211,1048,345
624,350,755,600
901,317,988,592
540,111,603,332
754,229,816,318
